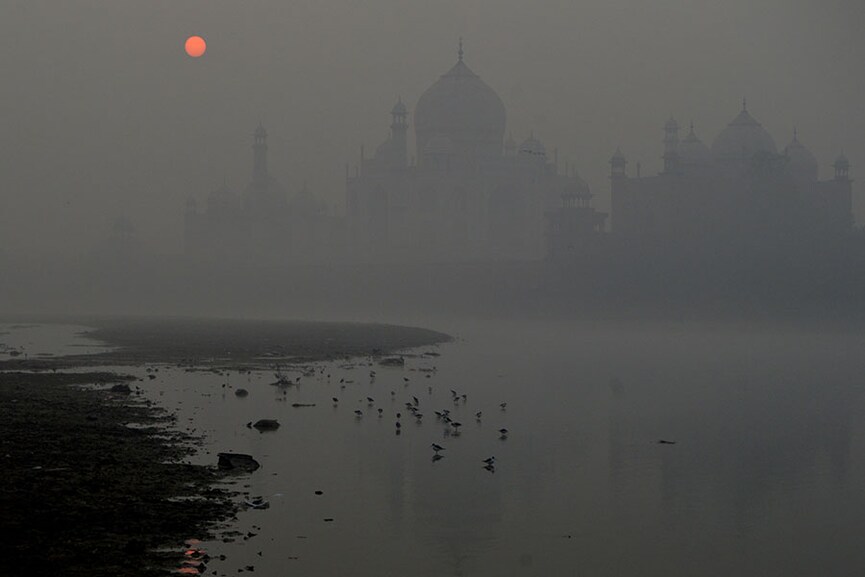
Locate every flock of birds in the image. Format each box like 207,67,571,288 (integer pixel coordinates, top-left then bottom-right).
274,360,511,473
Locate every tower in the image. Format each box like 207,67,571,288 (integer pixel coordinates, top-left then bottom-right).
253,123,268,186
245,123,286,214
662,116,679,174
610,147,627,179
390,98,408,169
834,152,850,181
504,133,516,157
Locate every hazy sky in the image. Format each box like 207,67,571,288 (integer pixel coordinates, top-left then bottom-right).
1,0,863,255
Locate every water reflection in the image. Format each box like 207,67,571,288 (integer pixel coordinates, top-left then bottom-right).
132,320,865,576
176,540,207,574
0,323,111,358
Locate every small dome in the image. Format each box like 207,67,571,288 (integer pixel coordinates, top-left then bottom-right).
562,174,590,197
291,183,325,215
209,183,233,200
711,101,777,163
207,183,238,213
664,116,679,132
835,151,850,169
610,147,626,163
391,98,407,116
518,134,546,157
784,129,818,181
679,123,712,166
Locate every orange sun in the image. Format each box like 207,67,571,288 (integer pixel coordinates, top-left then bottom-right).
185,35,206,58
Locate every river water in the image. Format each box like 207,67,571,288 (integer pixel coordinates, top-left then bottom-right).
13,319,865,575
0,323,111,359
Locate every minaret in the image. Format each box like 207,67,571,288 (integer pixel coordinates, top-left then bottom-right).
610,148,628,235
390,97,408,169
662,116,679,174
504,132,516,157
253,123,268,186
834,151,850,181
610,147,627,179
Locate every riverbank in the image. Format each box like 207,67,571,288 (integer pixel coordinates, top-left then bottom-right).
0,318,451,576
0,371,235,576
0,317,452,370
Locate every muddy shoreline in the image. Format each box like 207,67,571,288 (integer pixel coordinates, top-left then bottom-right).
0,317,451,370
0,371,236,576
0,319,450,576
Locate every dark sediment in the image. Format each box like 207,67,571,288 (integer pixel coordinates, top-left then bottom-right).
0,371,236,577
0,317,452,370
0,318,451,576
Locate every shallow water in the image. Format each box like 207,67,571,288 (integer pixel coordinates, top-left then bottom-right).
0,323,111,358
27,319,865,575
123,319,865,576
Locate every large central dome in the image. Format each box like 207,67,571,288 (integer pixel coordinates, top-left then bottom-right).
711,101,777,164
414,46,506,166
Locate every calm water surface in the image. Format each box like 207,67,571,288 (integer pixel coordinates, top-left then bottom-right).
0,323,110,358
75,320,865,574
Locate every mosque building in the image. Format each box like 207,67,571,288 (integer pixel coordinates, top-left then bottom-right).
345,41,606,262
609,101,853,253
184,45,854,266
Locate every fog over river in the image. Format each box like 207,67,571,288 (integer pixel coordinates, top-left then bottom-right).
109,318,865,576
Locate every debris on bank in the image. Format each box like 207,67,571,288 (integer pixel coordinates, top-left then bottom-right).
218,452,261,472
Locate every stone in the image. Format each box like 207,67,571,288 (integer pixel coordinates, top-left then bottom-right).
252,419,279,431
217,453,260,472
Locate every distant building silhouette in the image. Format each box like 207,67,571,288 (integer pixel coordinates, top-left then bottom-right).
610,102,853,255
183,50,854,267
94,215,141,261
184,124,343,263
346,41,606,261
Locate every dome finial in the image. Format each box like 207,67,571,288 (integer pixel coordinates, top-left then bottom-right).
793,126,798,142
458,37,464,62
838,148,848,163
742,97,747,112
